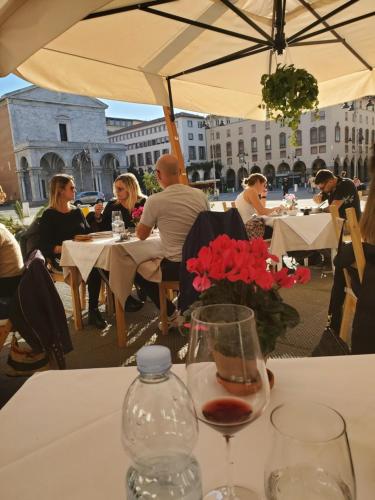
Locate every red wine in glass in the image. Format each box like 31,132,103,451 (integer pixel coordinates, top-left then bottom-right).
202,398,253,434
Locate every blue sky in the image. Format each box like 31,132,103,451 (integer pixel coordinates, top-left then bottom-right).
0,74,199,121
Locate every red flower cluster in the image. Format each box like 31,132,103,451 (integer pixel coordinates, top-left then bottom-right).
131,206,144,221
187,234,311,292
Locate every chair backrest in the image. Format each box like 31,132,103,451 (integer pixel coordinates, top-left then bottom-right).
345,207,366,282
330,204,343,242
231,201,236,208
222,201,228,212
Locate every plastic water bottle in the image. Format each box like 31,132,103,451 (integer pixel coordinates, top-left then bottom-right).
112,216,125,238
122,346,203,500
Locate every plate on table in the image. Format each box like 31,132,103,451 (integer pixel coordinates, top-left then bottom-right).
74,234,93,242
89,231,113,239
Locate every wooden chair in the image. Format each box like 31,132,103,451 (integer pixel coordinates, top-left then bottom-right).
158,281,180,335
331,206,365,342
231,201,236,208
222,201,229,212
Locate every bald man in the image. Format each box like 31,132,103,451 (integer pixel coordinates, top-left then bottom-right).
136,154,209,327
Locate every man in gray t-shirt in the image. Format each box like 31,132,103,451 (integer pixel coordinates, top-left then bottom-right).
136,154,209,324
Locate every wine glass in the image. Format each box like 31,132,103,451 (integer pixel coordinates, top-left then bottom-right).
264,401,356,500
186,304,270,499
111,210,123,222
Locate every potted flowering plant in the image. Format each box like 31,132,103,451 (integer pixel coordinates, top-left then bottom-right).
131,206,144,225
283,193,298,213
184,235,310,359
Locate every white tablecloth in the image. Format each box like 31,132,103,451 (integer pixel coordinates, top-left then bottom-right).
263,213,339,264
60,234,165,306
0,355,374,499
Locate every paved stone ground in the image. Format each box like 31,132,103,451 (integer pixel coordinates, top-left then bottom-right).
0,267,333,374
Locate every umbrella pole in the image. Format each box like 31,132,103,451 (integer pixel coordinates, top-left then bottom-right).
163,106,188,185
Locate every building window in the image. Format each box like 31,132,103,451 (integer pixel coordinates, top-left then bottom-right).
310,146,318,154
319,145,326,153
188,146,196,160
280,150,286,158
59,123,68,141
295,148,302,156
345,112,348,121
188,133,194,140
153,150,160,163
345,145,349,154
210,132,214,140
335,123,341,142
226,118,230,124
279,132,286,149
216,132,220,140
137,153,144,166
145,152,152,165
129,155,136,167
226,129,231,138
198,146,206,160
198,133,204,141
296,130,302,146
162,148,169,155
310,127,318,144
344,126,349,143
359,127,364,144
187,120,193,127
359,115,363,123
319,110,325,120
265,121,270,130
365,129,369,145
251,124,256,133
252,154,257,162
238,139,244,155
372,130,375,144
215,144,221,158
318,126,326,143
266,152,272,160
251,137,257,153
227,157,232,165
352,127,356,144
226,142,232,157
238,126,243,135
265,135,271,151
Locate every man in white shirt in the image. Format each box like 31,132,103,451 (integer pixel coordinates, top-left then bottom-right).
136,154,209,324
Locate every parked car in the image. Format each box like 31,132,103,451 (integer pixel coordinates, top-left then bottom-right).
74,191,105,206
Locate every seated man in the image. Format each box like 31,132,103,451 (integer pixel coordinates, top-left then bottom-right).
313,169,361,220
136,154,209,326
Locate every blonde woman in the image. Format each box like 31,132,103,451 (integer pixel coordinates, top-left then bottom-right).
39,174,106,328
101,173,147,230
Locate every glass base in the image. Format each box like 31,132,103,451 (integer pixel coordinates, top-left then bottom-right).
204,485,260,500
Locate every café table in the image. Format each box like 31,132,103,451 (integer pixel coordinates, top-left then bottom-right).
0,355,374,499
263,212,339,268
60,233,165,347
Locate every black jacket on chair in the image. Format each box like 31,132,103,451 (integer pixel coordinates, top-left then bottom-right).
179,209,248,313
351,260,375,354
9,250,72,367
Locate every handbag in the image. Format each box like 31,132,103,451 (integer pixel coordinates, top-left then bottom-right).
311,327,350,357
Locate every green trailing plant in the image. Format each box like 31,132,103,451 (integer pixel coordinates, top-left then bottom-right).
260,64,319,146
142,172,162,194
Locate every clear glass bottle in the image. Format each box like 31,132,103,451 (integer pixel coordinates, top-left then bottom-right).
112,215,125,238
122,346,202,500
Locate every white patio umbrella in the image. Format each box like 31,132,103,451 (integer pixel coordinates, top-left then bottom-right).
0,0,374,118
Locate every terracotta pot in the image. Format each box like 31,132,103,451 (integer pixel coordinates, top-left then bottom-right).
213,350,274,396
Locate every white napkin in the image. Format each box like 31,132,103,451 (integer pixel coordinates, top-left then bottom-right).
281,213,332,245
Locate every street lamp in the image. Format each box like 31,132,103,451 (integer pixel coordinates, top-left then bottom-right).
204,116,224,197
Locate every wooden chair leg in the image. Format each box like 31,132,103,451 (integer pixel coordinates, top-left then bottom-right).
115,298,127,348
99,282,106,306
159,284,169,335
80,282,87,310
70,267,83,330
106,284,114,317
339,294,356,342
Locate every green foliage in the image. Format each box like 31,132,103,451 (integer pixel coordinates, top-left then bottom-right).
14,200,25,223
0,202,46,239
260,64,319,146
183,281,300,357
142,172,162,194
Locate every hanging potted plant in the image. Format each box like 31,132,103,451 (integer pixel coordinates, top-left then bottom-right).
260,64,319,145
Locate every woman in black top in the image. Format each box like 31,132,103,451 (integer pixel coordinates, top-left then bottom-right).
101,173,147,230
39,174,106,329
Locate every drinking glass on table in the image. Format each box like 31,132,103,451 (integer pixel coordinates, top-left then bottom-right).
186,304,270,499
111,210,123,222
264,401,356,500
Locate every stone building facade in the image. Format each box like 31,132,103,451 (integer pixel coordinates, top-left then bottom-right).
0,86,127,202
205,98,375,190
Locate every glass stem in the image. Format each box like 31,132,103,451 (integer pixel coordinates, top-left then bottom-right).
225,435,237,499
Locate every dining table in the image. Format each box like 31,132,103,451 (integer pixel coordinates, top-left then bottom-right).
60,232,165,347
262,212,340,268
0,354,374,499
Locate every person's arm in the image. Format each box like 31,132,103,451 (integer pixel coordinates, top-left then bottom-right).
243,188,275,216
136,197,156,240
39,210,60,256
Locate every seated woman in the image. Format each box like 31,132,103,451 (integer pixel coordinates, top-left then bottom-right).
235,173,281,239
328,169,375,350
101,173,147,230
39,174,106,329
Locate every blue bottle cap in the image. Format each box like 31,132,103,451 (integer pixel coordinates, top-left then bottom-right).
136,346,172,374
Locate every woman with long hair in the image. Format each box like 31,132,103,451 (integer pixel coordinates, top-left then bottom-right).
39,174,106,328
101,173,147,230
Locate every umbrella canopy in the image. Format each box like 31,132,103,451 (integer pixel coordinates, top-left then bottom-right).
1,0,374,118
